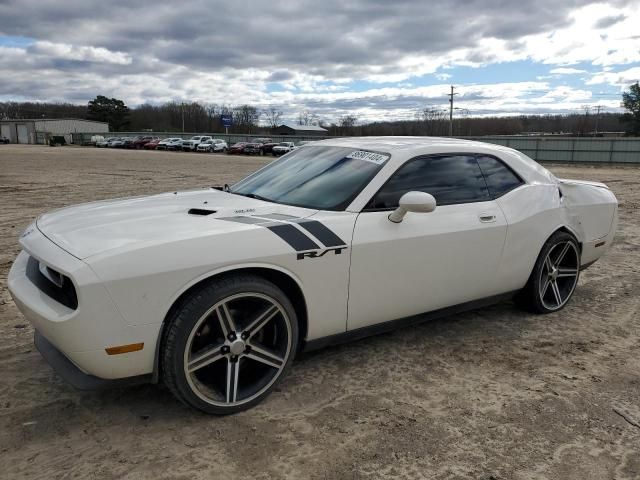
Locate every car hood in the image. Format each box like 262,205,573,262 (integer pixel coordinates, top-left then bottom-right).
36,189,317,259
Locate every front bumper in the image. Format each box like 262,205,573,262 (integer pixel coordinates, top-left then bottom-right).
8,227,160,380
34,331,150,390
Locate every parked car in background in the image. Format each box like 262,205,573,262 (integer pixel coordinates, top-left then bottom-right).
251,138,278,155
143,138,162,150
197,138,228,153
0,136,10,144
272,142,296,156
182,135,213,152
109,138,127,148
121,137,140,148
196,139,215,152
242,142,264,155
228,142,247,154
95,137,113,148
210,139,228,152
131,136,159,149
156,138,183,150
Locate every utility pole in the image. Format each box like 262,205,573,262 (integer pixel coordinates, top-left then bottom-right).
181,103,185,133
447,85,458,136
594,105,603,136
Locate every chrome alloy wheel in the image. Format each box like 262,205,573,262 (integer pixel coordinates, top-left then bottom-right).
538,240,580,311
183,293,292,407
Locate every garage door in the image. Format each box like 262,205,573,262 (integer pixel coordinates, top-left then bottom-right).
0,124,9,140
17,124,28,144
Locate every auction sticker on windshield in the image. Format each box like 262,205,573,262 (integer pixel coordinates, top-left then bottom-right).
346,150,389,165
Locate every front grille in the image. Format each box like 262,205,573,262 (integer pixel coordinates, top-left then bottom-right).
25,256,78,310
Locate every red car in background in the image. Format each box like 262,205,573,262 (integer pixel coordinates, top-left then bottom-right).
143,138,162,150
131,136,160,149
227,142,247,154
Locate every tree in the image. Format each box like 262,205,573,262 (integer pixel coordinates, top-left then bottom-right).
87,95,130,131
264,107,283,129
621,82,640,136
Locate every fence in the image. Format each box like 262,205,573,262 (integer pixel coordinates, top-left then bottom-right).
464,136,640,164
72,132,640,164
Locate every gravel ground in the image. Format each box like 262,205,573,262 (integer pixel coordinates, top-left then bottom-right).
0,144,639,480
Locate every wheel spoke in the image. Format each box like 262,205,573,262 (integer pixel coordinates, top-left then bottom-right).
557,267,578,278
188,345,224,372
550,280,563,306
226,359,240,403
554,243,571,266
246,343,285,369
244,305,279,339
540,276,551,297
217,303,236,337
544,255,554,274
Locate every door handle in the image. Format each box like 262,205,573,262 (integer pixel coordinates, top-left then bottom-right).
479,214,496,223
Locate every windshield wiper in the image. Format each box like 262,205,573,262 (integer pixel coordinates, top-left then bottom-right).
232,192,275,203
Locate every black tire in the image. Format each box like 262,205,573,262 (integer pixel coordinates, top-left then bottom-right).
162,274,298,414
517,230,580,314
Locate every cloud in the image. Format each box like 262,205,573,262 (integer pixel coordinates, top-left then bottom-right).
549,68,587,75
0,0,638,120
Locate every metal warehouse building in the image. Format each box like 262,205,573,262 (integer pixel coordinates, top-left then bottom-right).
273,124,328,136
0,118,109,144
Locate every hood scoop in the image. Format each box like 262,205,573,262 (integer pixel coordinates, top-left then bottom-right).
188,208,217,216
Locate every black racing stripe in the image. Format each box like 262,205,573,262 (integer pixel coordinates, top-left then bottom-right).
294,220,346,247
266,224,319,251
218,216,266,224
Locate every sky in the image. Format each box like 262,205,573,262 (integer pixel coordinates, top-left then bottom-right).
0,0,639,124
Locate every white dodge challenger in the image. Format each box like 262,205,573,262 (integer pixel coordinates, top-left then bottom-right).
8,137,618,414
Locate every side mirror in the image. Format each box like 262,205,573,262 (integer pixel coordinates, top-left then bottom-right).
388,191,436,223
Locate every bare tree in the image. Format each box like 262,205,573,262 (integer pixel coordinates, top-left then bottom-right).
264,107,283,129
298,110,318,126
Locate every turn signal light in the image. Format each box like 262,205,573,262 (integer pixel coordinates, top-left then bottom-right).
105,342,144,355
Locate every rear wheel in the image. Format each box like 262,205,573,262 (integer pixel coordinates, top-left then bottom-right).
162,275,298,414
518,231,580,313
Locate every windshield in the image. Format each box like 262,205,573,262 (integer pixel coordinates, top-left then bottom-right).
231,146,389,210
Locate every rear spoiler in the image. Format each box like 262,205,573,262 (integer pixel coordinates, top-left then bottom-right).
557,178,609,190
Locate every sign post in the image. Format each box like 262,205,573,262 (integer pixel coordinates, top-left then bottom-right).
221,115,232,135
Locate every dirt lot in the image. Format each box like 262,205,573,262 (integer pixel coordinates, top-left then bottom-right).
0,144,639,480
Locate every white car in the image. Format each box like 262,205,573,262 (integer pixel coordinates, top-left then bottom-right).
96,137,118,148
196,139,228,153
8,137,617,414
182,135,212,151
271,141,296,156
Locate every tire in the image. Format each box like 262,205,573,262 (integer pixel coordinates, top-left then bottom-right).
517,231,580,314
162,274,299,414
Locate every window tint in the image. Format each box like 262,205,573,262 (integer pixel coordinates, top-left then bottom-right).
368,155,490,209
476,155,523,198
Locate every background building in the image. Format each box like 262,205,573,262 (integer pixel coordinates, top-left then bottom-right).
272,124,328,136
0,118,109,144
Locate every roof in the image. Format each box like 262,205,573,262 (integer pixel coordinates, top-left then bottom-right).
276,123,328,132
0,117,108,124
306,136,554,185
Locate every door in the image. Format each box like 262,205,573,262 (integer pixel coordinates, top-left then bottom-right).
1,124,10,141
17,124,28,144
347,154,508,330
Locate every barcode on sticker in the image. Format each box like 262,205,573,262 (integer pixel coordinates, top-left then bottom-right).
346,150,388,165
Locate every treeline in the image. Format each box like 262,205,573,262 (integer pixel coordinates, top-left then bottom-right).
352,111,627,137
0,99,629,136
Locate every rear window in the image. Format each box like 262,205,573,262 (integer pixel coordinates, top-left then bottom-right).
476,155,523,198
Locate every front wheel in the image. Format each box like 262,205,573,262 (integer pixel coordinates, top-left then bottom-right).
518,231,580,313
162,275,298,414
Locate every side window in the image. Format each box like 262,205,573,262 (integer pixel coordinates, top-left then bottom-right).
476,155,523,198
368,155,490,209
